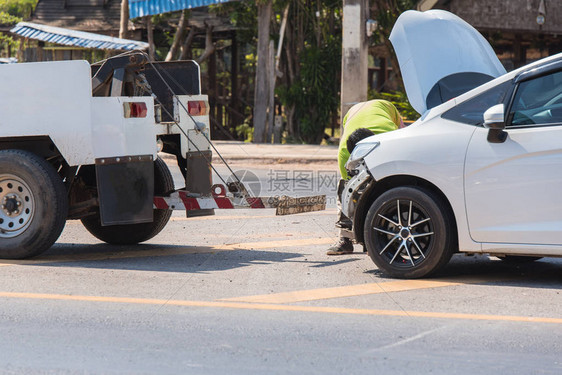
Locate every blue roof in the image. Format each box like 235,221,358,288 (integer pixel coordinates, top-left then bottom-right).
11,22,150,51
129,0,238,18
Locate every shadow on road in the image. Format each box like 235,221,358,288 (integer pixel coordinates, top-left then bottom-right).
364,253,562,289
8,242,355,274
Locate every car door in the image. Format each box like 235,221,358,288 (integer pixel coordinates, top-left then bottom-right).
464,69,562,245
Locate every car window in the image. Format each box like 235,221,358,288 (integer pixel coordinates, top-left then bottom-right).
441,81,511,126
427,72,494,111
508,70,562,127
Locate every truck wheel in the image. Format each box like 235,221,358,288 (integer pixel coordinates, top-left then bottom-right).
0,150,68,259
364,186,456,279
81,157,174,245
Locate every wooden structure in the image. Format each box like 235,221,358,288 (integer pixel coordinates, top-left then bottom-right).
419,0,562,69
373,0,562,92
19,0,139,61
16,2,243,140
32,0,130,36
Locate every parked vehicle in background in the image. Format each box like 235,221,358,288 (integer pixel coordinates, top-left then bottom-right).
0,58,17,64
342,10,562,278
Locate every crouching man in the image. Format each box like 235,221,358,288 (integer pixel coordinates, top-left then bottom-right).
327,99,404,255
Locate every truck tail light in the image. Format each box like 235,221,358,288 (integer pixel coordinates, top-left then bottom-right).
123,102,147,118
187,100,207,116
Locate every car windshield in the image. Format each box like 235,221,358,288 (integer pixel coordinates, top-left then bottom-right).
441,81,512,126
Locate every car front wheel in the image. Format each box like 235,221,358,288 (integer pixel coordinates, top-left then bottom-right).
364,186,456,279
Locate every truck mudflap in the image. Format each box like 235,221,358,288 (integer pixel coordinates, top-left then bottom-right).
153,184,326,216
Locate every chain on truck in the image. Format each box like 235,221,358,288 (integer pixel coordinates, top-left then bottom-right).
0,52,325,259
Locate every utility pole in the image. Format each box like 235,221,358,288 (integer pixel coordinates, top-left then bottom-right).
253,0,273,143
340,0,369,130
119,0,129,39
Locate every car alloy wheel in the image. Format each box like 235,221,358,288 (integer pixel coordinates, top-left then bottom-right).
372,198,434,268
364,186,456,278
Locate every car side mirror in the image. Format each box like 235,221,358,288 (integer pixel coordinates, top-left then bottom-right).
483,104,507,143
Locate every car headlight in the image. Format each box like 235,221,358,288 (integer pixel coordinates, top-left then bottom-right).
346,141,380,171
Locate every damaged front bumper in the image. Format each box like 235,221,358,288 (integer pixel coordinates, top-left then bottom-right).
341,163,372,221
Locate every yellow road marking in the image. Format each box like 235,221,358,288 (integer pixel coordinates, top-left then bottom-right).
0,291,559,324
221,276,515,303
0,237,335,266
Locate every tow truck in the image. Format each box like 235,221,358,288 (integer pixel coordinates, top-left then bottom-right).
0,52,325,259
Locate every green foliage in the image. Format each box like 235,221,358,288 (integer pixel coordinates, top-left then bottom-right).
0,11,20,25
0,0,37,18
235,122,253,142
372,0,417,33
369,89,420,121
278,35,341,143
210,2,258,46
211,0,343,144
0,0,37,57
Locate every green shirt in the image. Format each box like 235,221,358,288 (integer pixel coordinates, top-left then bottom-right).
338,100,401,179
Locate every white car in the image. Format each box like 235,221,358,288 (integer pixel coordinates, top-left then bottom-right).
342,9,562,278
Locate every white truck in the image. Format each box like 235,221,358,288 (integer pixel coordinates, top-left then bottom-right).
0,53,324,259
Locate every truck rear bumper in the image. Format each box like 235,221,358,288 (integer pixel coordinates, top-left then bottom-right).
154,187,326,216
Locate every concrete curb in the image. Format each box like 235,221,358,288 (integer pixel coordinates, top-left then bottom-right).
162,141,338,164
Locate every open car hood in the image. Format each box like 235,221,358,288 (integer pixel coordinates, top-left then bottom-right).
389,10,506,114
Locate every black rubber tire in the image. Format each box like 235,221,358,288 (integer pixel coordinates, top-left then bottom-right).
0,150,68,259
364,186,456,279
497,255,543,263
81,157,174,245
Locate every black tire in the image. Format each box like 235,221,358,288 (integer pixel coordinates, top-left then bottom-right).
81,157,174,245
364,186,456,279
497,255,543,263
0,150,68,259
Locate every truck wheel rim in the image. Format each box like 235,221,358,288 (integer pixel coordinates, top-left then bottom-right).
372,199,434,268
0,174,35,238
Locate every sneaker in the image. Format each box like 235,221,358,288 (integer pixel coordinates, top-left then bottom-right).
326,238,354,255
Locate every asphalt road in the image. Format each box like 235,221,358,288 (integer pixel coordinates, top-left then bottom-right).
0,162,561,374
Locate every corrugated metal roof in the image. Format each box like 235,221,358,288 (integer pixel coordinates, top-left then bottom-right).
129,0,238,18
10,22,149,51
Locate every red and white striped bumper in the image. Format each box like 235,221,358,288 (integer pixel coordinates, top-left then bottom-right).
153,190,326,216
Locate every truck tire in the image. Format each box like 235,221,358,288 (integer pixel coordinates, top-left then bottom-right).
81,157,174,245
0,150,68,259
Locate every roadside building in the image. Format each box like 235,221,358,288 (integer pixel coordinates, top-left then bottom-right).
420,0,562,69
21,0,137,61
373,0,562,91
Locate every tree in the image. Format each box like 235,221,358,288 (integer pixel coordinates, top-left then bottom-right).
210,0,343,144
370,0,417,88
0,0,38,58
0,0,36,18
277,0,342,143
165,10,188,61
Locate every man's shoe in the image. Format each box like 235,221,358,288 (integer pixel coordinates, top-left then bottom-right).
326,238,354,255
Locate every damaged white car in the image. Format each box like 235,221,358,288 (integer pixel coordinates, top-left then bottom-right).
343,9,562,278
